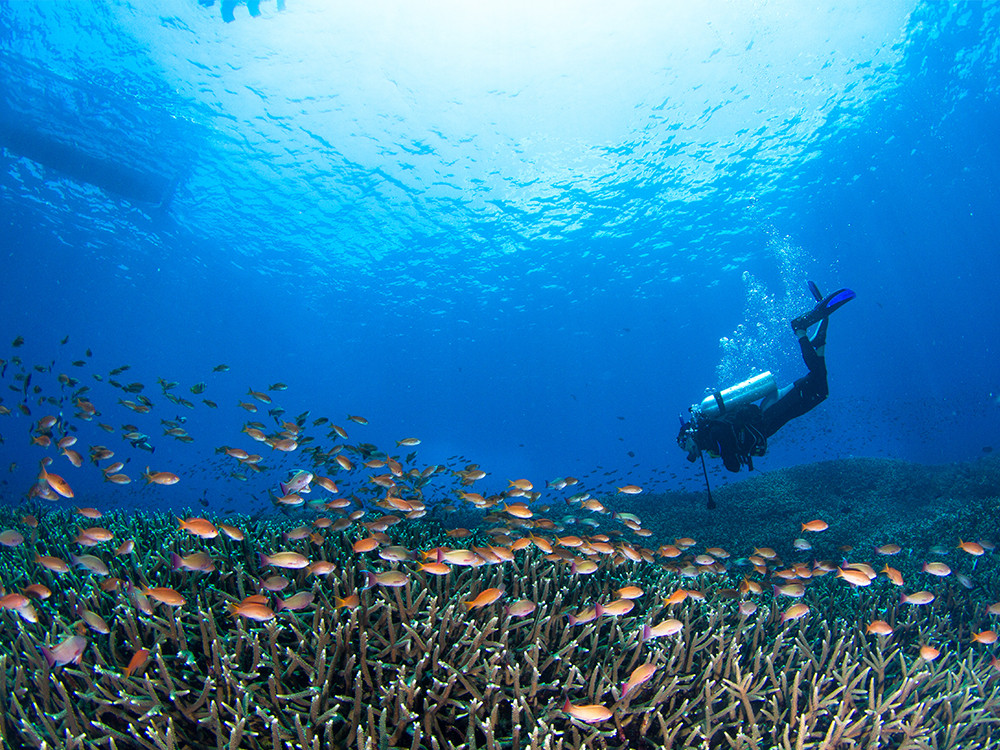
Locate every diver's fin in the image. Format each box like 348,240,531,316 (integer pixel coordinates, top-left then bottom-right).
792,288,856,331
808,280,823,302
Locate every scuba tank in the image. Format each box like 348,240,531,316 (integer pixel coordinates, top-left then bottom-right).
693,371,777,419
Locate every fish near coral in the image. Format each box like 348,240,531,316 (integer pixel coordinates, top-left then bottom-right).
901,591,935,605
171,551,216,572
465,587,504,610
642,619,683,639
781,603,809,623
563,701,612,723
595,599,634,617
42,635,88,667
177,517,218,539
882,564,904,586
919,645,941,661
801,519,828,532
228,601,275,621
141,587,186,607
0,529,24,547
866,620,893,636
260,551,310,569
622,663,657,696
504,599,536,618
836,568,873,587
277,591,314,611
124,649,149,677
922,562,951,577
334,594,360,609
958,539,985,556
361,570,408,588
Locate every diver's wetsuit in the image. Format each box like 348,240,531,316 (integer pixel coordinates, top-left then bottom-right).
760,323,828,438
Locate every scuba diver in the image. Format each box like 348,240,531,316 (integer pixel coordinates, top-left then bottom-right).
677,282,855,498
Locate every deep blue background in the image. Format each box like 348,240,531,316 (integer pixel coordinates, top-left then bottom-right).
1,1,997,513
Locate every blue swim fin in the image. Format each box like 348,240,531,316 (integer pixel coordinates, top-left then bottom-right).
792,287,855,331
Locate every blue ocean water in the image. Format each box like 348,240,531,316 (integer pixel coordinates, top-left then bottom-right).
1,0,998,511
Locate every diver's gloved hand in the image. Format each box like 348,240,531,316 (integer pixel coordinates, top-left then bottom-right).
677,420,699,462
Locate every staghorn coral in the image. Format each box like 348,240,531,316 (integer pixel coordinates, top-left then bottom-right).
1,504,999,749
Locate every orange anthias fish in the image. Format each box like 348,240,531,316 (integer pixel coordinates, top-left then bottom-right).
35,554,70,574
22,584,51,600
465,587,504,610
277,591,315,611
115,540,135,556
866,620,893,636
43,470,74,498
142,587,186,607
663,589,689,606
259,552,310,569
571,560,598,575
0,530,24,547
922,562,951,577
781,603,810,623
643,619,683,640
622,663,657,697
418,562,450,576
220,524,245,541
79,609,111,635
774,583,806,598
836,568,873,587
307,561,335,576
334,593,360,609
177,517,219,539
563,700,612,723
958,539,986,556
123,649,149,677
501,502,533,519
801,519,828,532
71,554,109,576
79,526,114,543
919,645,941,661
616,585,643,600
42,635,88,667
171,551,216,572
362,570,408,588
882,565,904,586
596,599,634,617
353,537,380,553
228,601,276,621
504,599,536,618
0,593,31,611
143,468,180,485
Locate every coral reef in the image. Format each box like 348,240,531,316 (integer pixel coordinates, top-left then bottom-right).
1,470,1000,750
